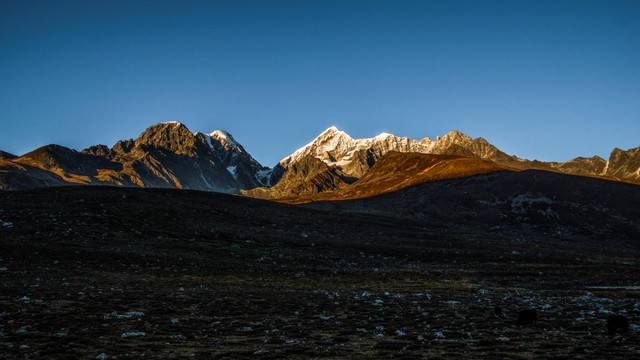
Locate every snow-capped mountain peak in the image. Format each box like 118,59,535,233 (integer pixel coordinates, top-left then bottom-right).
373,132,393,141
161,121,184,126
208,130,241,152
274,127,434,180
198,128,270,188
282,126,354,165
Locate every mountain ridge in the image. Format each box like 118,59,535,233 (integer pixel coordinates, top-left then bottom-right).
1,122,639,196
244,126,639,200
1,122,268,191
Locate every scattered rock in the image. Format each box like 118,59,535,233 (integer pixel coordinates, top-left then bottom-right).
121,332,147,338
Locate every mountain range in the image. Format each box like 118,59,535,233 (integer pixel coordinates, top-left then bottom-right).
0,122,268,192
1,122,639,199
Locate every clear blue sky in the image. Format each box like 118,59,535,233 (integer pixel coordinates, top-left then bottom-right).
1,0,639,166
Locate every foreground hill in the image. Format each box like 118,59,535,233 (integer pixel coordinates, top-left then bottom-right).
307,168,640,245
1,184,638,358
275,152,511,203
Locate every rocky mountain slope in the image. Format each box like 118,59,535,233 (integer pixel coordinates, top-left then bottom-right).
244,127,639,200
312,153,510,202
605,147,640,180
266,152,510,203
2,123,638,197
1,122,268,192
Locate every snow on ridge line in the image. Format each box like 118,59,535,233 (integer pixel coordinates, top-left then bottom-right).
209,130,240,151
373,132,393,140
281,126,419,165
161,121,183,126
198,130,242,152
281,126,353,164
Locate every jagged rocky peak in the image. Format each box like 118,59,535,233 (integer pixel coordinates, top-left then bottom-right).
113,139,134,154
199,128,269,188
434,130,482,150
429,130,512,162
208,130,242,152
553,156,607,177
441,130,472,142
291,126,354,158
278,127,344,166
82,144,114,158
203,129,265,165
282,126,429,168
419,136,434,145
263,127,434,195
135,121,198,155
320,126,349,138
605,146,640,180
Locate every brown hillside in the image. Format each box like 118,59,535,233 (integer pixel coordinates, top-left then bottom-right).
279,152,511,203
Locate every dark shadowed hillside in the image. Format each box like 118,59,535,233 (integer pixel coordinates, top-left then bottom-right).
1,180,639,358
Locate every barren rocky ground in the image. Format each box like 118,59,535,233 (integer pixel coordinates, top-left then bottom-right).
1,186,639,359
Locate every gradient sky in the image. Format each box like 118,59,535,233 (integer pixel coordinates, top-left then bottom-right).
1,0,639,166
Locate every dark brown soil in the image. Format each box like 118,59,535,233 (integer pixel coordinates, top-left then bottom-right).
1,186,639,359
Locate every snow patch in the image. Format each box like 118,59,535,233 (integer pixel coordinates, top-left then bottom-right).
326,160,352,167
198,168,213,189
374,132,393,141
204,135,215,151
278,126,433,169
227,166,238,180
255,168,273,186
